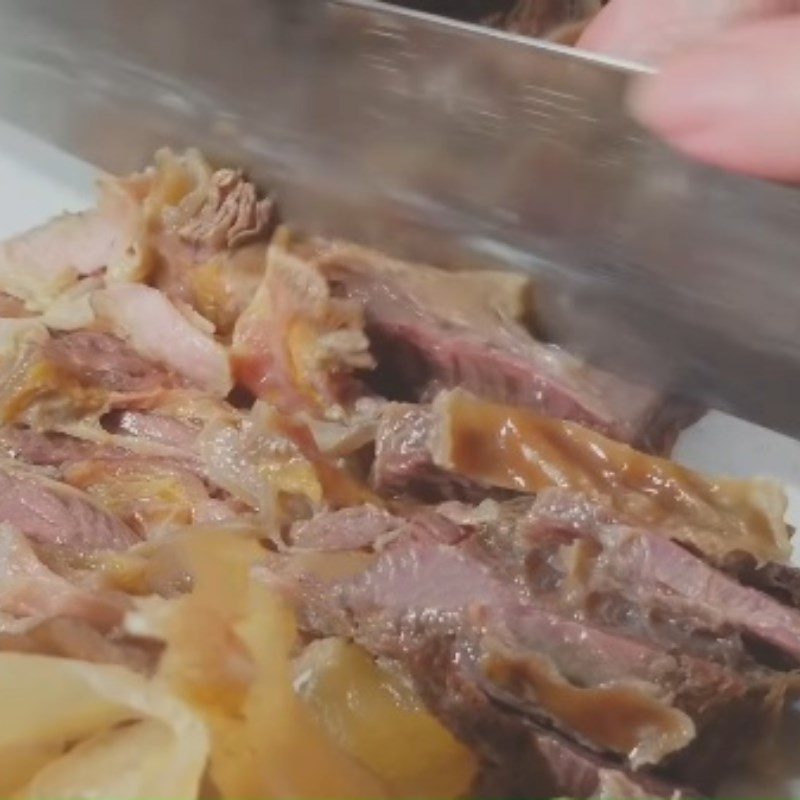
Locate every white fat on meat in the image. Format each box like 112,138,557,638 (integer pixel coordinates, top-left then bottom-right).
92,284,233,396
0,175,151,311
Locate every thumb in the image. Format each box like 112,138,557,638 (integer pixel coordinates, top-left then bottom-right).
629,16,800,181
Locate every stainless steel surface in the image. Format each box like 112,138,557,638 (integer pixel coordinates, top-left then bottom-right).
0,0,800,434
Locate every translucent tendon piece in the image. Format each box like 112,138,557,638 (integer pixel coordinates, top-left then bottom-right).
231,228,373,417
433,390,789,562
0,654,207,799
63,458,218,536
189,244,268,337
294,638,476,797
274,413,385,509
197,402,323,517
481,650,694,767
22,721,186,800
133,530,388,800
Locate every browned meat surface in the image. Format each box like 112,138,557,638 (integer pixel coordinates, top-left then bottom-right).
717,550,800,609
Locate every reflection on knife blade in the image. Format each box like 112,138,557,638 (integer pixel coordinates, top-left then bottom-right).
0,0,799,434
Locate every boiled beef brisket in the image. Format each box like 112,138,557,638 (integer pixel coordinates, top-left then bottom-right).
44,331,176,394
305,237,699,453
372,403,497,501
518,489,800,667
291,498,786,796
382,390,789,564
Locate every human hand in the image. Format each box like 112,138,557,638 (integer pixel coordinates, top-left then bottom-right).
577,1,800,180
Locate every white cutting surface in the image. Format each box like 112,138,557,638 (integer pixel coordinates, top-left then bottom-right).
1,118,799,797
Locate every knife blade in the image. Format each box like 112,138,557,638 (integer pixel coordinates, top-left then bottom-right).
0,0,799,434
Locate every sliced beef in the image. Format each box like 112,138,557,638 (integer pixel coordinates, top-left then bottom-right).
372,403,495,501
289,505,401,551
0,467,138,554
414,633,696,800
45,331,173,394
522,489,800,667
101,408,200,451
518,730,697,800
718,550,800,610
0,426,125,468
603,529,800,666
294,506,769,795
423,651,701,800
62,456,236,535
475,498,761,672
335,533,751,709
304,237,698,453
373,392,789,569
0,414,202,475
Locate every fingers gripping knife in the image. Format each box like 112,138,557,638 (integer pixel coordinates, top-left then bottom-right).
0,0,800,434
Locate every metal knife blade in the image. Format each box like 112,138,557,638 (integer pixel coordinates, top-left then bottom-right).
0,0,799,434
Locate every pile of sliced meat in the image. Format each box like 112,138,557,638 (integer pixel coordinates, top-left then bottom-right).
0,149,796,799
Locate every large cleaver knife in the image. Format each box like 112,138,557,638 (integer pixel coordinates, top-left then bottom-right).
0,0,799,434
